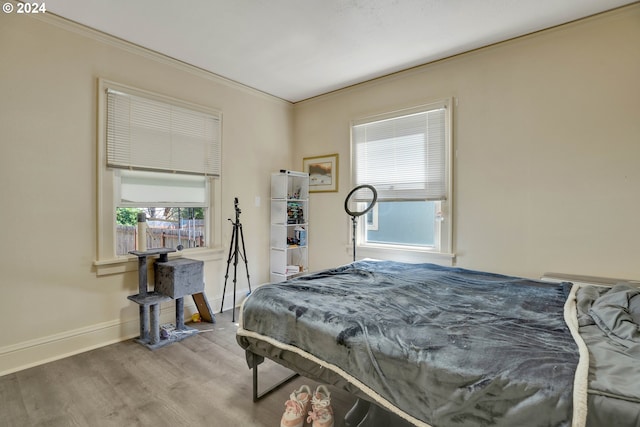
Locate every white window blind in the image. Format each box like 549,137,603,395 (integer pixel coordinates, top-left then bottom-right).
117,170,208,208
352,102,448,201
106,88,221,176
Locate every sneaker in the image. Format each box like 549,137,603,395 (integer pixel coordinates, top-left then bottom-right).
280,385,311,427
306,385,334,427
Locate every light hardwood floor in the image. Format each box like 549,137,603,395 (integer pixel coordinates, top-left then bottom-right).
0,309,358,427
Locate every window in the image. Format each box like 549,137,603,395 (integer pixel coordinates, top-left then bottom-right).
114,170,209,255
351,99,453,261
95,79,222,273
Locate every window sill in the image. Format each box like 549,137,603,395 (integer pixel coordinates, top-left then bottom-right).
93,246,225,276
353,245,456,266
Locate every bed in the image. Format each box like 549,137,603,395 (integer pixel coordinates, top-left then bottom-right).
236,260,640,426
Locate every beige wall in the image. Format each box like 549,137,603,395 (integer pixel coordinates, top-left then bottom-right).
294,5,640,278
0,12,293,374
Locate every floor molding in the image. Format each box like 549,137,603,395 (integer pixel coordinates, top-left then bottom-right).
0,291,248,376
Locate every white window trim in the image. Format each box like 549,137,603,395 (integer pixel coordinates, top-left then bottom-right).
94,78,224,275
350,99,455,265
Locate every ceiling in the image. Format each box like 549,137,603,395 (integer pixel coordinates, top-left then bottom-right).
47,0,636,102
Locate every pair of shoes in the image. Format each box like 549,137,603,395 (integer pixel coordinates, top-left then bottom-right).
306,385,334,427
280,385,312,427
280,385,334,427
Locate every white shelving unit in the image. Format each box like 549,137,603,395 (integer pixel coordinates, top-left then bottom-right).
270,170,309,283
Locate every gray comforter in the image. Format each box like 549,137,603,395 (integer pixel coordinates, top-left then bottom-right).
238,261,581,426
576,283,640,426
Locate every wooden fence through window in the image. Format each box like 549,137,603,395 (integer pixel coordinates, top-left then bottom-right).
116,225,205,256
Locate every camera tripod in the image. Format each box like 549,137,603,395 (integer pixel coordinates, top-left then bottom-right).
220,197,252,322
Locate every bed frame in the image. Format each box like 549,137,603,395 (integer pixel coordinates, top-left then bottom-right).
246,343,411,426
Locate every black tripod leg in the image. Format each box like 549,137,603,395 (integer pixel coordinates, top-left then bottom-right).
232,224,240,323
222,212,250,322
220,224,236,313
238,224,252,293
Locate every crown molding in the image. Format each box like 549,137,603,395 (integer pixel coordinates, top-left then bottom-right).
25,6,291,106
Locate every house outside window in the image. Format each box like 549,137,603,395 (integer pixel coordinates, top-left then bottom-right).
351,99,453,262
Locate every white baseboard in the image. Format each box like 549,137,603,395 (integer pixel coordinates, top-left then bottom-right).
0,314,143,377
0,290,247,377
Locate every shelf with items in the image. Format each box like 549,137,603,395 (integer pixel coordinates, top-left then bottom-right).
269,245,308,280
270,170,309,283
271,170,309,201
270,223,308,250
270,200,308,226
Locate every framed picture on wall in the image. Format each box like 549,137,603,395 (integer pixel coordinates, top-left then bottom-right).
303,153,339,193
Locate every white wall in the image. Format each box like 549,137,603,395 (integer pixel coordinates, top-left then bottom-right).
0,12,293,375
294,5,640,279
